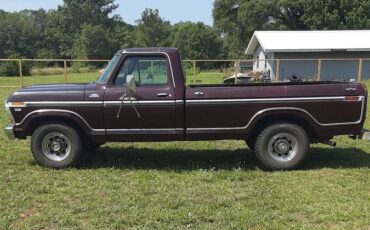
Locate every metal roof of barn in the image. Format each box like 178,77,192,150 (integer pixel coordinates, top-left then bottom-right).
245,30,370,55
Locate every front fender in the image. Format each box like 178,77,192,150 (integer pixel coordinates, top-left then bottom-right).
14,109,105,139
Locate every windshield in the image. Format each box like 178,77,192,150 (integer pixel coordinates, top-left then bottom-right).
96,55,120,84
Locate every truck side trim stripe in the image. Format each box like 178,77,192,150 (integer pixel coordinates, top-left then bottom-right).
15,109,184,133
185,96,351,104
25,101,103,106
15,96,362,107
187,100,365,132
106,128,184,135
15,109,105,132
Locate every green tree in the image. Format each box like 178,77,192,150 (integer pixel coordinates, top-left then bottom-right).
269,0,307,29
303,0,370,29
213,0,271,58
73,24,112,59
45,0,119,58
213,0,307,58
135,9,171,47
170,22,222,60
109,22,135,51
0,9,47,58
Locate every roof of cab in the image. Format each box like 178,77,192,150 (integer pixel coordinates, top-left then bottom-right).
116,47,179,55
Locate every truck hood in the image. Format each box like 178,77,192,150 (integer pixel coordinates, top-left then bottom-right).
7,83,88,102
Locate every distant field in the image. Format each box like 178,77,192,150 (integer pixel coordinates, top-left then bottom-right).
0,75,369,229
0,72,100,87
0,71,228,87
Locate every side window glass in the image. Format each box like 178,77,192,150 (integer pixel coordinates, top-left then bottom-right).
138,57,168,85
115,57,138,86
115,56,168,86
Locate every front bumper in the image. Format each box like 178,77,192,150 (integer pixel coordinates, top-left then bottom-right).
360,129,370,141
4,125,15,140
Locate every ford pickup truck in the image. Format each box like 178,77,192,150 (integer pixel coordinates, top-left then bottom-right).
4,48,369,170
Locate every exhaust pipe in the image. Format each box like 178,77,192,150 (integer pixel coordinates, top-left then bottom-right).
321,140,337,147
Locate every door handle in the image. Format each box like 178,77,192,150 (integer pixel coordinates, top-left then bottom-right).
157,93,169,97
194,92,204,96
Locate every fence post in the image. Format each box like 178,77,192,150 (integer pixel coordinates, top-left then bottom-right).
192,61,196,83
358,59,363,82
234,60,240,84
276,59,280,82
18,59,23,87
317,59,322,81
64,60,68,83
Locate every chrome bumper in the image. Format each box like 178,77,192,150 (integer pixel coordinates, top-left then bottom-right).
4,125,15,140
360,129,370,141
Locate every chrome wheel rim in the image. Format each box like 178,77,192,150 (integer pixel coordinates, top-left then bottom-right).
268,133,298,162
41,132,71,161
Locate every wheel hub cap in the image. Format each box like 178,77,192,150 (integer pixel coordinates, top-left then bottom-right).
268,133,298,162
41,132,71,161
51,141,61,152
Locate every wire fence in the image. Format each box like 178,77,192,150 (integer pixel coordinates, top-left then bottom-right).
0,58,369,88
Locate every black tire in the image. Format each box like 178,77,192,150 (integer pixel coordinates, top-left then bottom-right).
31,123,82,168
255,123,309,170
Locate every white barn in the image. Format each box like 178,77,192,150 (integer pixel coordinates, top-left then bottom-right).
245,30,370,81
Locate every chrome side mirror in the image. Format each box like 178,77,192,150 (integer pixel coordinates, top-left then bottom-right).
126,74,136,95
121,74,141,118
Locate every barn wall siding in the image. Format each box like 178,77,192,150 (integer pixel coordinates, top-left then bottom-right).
274,52,370,59
272,52,370,81
280,60,318,81
321,60,359,81
362,60,370,80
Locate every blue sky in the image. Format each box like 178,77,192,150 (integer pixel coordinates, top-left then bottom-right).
0,0,214,25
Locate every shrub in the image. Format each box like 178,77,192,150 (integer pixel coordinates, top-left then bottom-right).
0,55,32,77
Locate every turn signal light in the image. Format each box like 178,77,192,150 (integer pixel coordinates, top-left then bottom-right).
345,96,360,101
8,102,26,107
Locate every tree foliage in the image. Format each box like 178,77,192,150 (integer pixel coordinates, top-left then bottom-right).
135,9,171,47
170,22,222,60
0,0,369,63
45,0,120,58
213,0,370,58
303,0,370,29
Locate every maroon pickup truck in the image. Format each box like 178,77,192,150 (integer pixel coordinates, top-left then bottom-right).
4,48,369,170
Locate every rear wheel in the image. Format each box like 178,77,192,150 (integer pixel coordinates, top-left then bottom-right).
255,123,309,170
31,123,82,168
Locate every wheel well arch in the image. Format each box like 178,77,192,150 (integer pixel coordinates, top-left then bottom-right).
248,112,319,141
24,115,90,138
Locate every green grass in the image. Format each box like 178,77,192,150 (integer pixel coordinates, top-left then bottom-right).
187,71,226,84
0,71,225,87
0,75,369,229
0,72,101,87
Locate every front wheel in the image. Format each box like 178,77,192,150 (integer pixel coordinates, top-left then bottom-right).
255,123,309,170
31,123,82,168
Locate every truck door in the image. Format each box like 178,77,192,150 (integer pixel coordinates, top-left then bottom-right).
103,54,180,141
